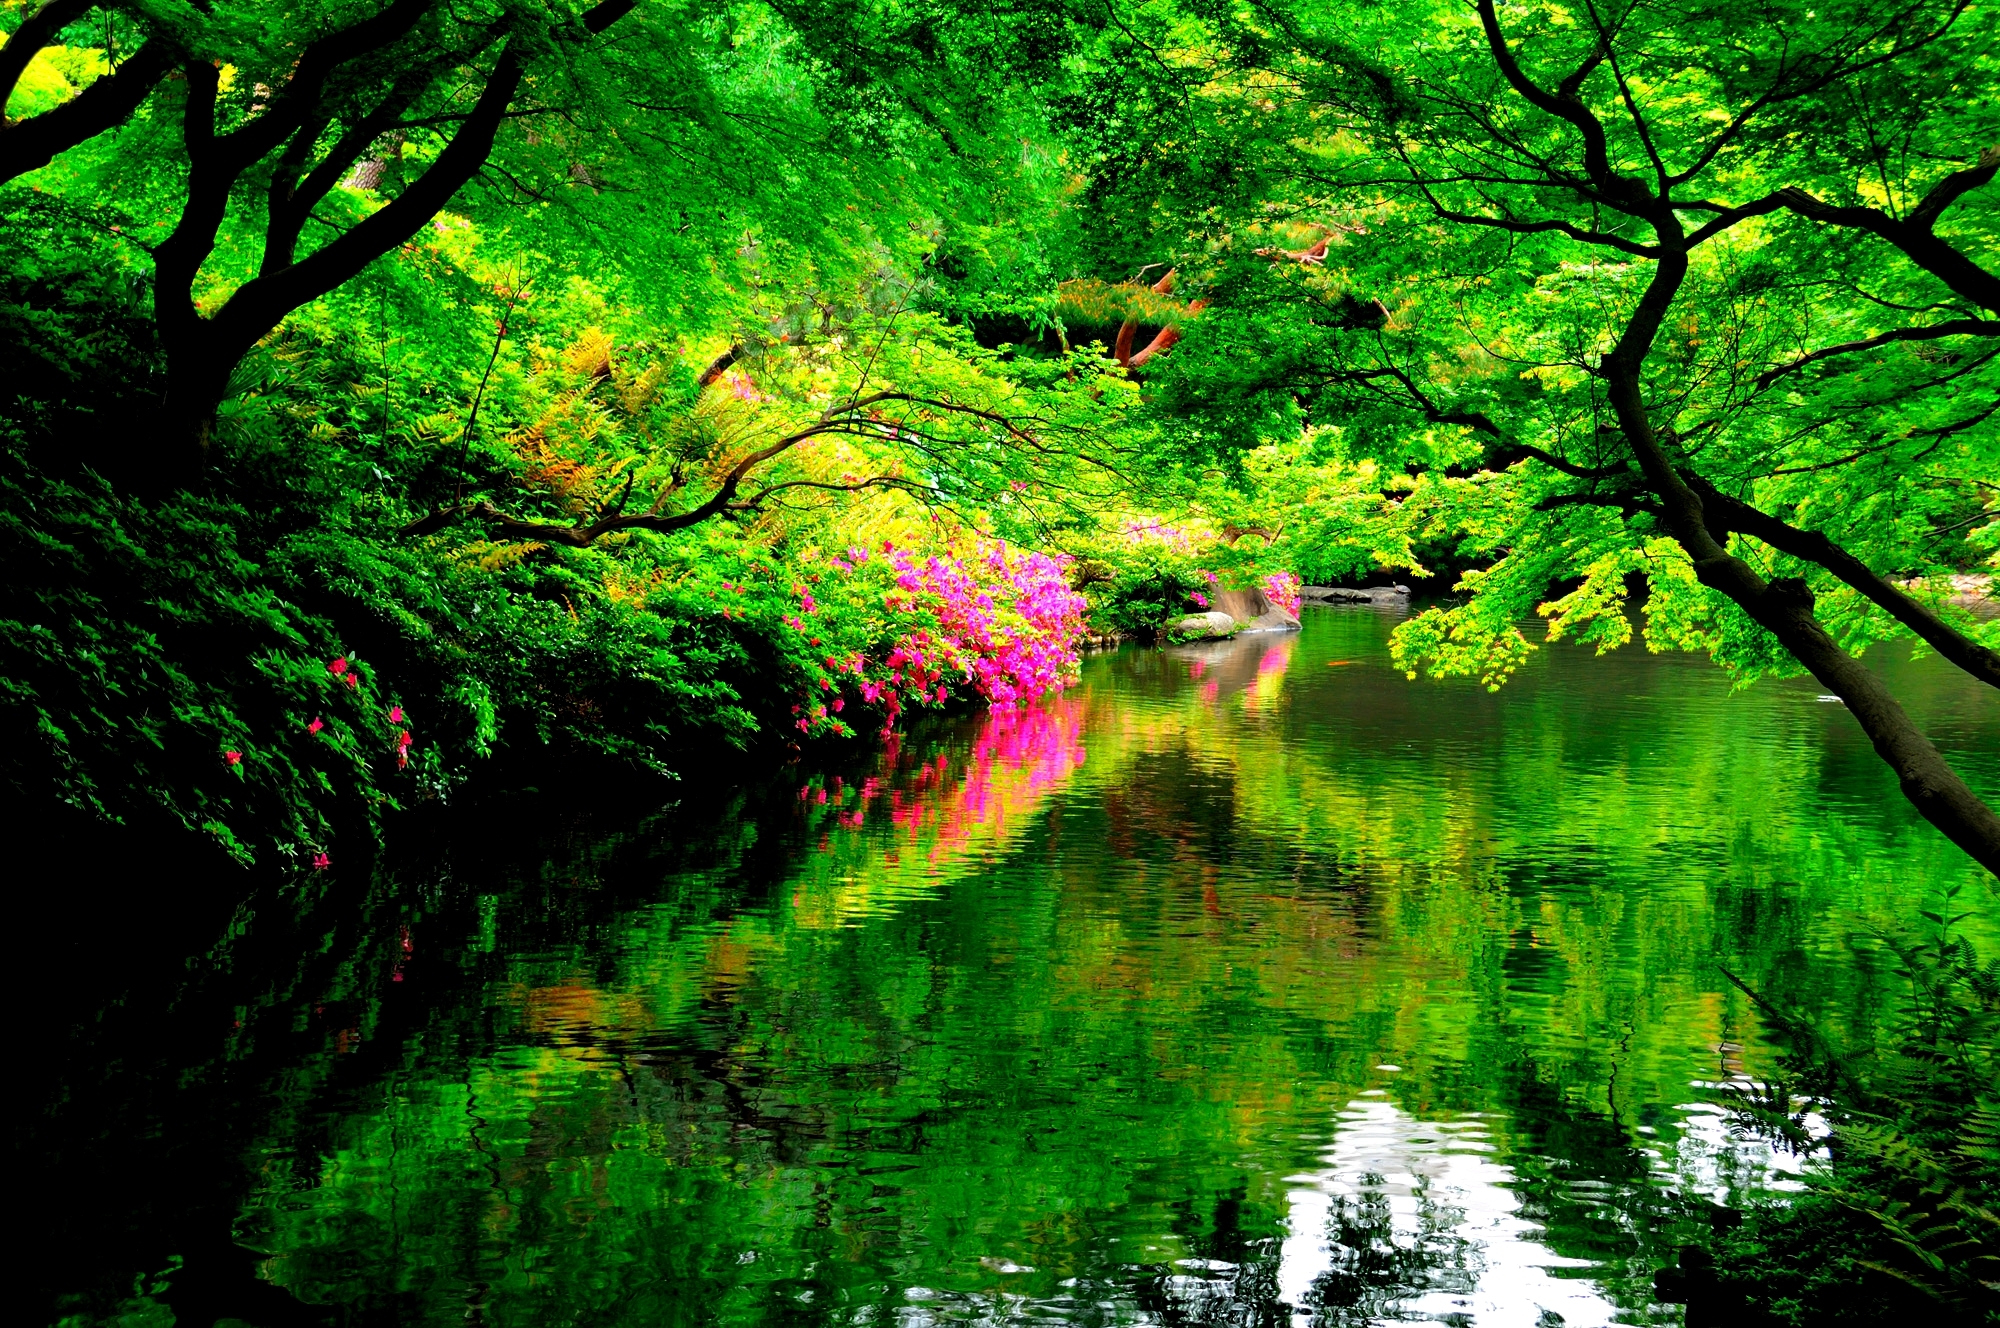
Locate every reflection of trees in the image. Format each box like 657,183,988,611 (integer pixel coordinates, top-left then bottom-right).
39,610,1997,1324
1305,1178,1476,1326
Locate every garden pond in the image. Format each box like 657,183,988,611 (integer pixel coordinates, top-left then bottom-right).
34,603,2000,1327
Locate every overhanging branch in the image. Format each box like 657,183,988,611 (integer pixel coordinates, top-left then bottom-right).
1689,477,2000,691
1756,318,1999,389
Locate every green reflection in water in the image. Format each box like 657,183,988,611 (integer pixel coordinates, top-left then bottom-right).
80,607,2000,1326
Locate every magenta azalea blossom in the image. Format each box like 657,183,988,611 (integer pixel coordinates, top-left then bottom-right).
1261,571,1303,617
785,539,1087,739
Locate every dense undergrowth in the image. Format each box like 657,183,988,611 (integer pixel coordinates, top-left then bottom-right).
0,233,1323,872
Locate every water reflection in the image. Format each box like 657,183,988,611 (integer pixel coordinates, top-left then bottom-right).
32,607,2000,1326
789,699,1090,925
1281,1100,1607,1327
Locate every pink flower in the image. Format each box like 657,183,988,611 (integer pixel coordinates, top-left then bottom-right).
329,657,348,675
389,705,403,723
1192,591,1209,608
307,717,325,735
312,852,331,870
223,749,242,766
1261,571,1303,617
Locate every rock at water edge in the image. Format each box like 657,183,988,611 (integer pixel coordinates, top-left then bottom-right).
1174,611,1237,637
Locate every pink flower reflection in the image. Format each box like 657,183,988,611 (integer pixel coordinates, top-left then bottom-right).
809,699,1089,876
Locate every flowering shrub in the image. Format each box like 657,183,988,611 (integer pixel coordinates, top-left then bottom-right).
1261,571,1302,617
889,544,1087,705
754,540,1086,739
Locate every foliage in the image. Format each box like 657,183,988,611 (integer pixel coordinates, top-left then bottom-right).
0,182,1121,865
1684,893,2000,1322
1072,521,1218,638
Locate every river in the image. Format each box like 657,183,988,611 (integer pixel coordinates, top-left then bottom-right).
34,603,2000,1326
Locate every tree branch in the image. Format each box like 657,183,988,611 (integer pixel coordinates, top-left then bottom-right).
0,0,91,116
1472,0,1652,214
1690,478,2000,691
264,57,454,275
1756,318,1999,389
1681,190,1789,246
1421,198,1658,256
208,46,527,378
1336,363,1629,477
1775,149,2000,312
1908,143,2000,228
0,37,172,185
403,390,1065,546
697,343,746,387
1536,490,1665,518
1597,239,2000,877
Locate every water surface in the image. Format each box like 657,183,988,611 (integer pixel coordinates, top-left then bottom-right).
38,605,2000,1326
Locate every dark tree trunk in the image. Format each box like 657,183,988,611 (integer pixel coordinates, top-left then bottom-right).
1606,251,2000,879
131,0,637,480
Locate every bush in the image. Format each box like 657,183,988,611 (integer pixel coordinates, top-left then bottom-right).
0,240,1096,869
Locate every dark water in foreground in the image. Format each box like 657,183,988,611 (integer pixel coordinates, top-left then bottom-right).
35,606,2000,1327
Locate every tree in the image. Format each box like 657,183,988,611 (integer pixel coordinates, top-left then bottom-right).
1134,0,2000,873
2,0,1108,481
8,0,649,471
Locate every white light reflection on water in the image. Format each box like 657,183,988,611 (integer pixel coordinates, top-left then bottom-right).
1276,1098,1615,1327
1273,1093,1825,1327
